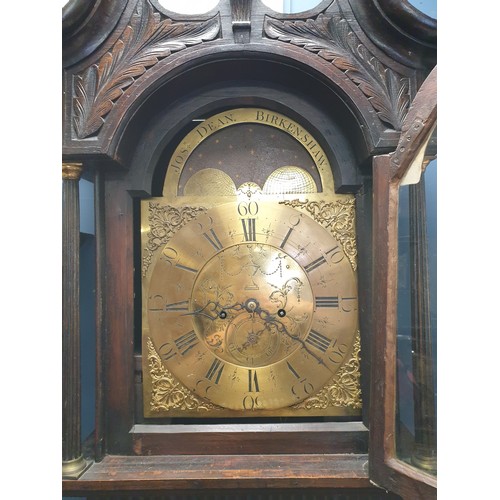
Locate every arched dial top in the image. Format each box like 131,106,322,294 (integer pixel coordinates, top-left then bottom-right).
162,108,335,200
146,201,358,411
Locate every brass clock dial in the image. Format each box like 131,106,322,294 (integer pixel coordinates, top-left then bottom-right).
146,201,358,412
141,107,360,417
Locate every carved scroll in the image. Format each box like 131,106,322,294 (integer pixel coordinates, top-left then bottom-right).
73,0,221,139
264,12,410,130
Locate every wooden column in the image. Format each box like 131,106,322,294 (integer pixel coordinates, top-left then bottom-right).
62,162,90,478
409,179,437,473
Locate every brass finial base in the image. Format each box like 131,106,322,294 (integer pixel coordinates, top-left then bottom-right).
62,455,92,479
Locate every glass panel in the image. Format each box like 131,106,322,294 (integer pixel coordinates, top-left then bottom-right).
407,0,437,19
79,179,96,442
261,0,323,14
395,155,437,475
157,0,219,15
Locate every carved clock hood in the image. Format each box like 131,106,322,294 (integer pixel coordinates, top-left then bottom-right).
63,0,435,165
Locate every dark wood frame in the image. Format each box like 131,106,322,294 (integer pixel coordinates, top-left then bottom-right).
370,66,437,499
64,78,376,498
62,1,437,497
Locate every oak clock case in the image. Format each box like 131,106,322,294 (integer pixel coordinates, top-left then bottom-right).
141,108,361,418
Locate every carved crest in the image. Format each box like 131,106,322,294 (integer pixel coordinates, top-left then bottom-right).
264,13,410,130
73,0,221,139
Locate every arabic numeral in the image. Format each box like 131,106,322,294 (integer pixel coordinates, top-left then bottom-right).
237,201,259,217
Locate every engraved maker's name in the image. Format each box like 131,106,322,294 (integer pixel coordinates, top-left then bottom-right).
169,113,236,173
255,110,327,167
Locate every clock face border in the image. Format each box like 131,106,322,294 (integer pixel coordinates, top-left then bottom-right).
144,201,359,414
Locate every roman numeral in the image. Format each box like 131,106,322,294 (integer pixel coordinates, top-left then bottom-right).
241,218,257,241
175,263,199,274
304,247,341,273
315,296,340,308
248,369,260,392
165,300,189,311
205,358,225,384
280,227,294,249
286,361,300,379
174,330,198,356
304,255,326,273
306,329,331,353
203,229,223,251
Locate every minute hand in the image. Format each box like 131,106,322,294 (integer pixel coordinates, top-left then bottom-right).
255,306,333,372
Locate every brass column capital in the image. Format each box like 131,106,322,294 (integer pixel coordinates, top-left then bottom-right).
62,162,83,181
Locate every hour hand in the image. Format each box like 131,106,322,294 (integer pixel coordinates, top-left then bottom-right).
257,308,332,371
182,300,220,321
183,300,245,320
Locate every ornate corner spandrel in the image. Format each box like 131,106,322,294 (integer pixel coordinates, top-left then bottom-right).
142,202,207,277
147,338,220,412
263,9,410,131
281,198,357,271
72,0,221,139
293,332,362,410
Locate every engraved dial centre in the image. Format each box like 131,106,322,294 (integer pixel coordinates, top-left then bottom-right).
190,243,314,368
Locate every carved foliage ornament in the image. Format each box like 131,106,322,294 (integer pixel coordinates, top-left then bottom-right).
72,0,221,139
264,10,410,130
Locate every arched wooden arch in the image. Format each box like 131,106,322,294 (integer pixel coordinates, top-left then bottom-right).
62,0,421,168
121,77,364,196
